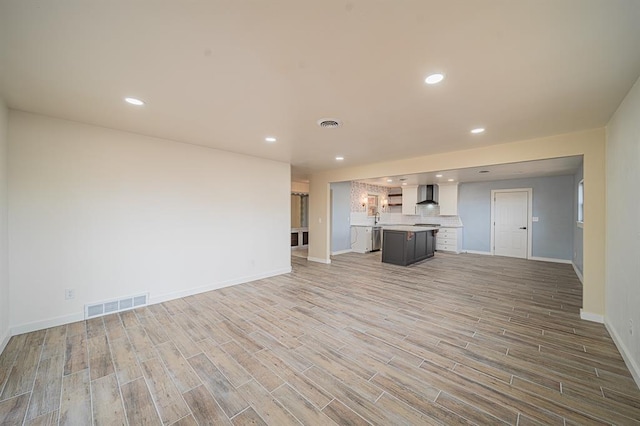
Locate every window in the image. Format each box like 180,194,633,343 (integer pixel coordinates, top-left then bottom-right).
577,179,584,227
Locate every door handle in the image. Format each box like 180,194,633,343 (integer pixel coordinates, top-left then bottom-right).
519,226,527,230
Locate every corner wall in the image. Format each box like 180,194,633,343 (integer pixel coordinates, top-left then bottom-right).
605,76,640,386
0,100,8,352
8,111,291,333
330,182,351,254
572,162,584,279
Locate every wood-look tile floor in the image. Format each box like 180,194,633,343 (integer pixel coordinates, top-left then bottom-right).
1,252,640,425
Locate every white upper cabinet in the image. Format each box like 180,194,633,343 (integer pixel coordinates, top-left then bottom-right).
438,183,459,216
402,185,419,215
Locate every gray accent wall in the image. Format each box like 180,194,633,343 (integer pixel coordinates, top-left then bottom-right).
573,161,584,275
458,175,574,260
331,181,352,253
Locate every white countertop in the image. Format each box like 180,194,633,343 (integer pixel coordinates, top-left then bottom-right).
382,225,439,232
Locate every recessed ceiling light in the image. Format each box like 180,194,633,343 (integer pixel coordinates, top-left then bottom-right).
387,179,393,183
470,127,485,134
435,174,443,178
265,137,276,142
124,97,144,106
447,179,454,182
425,73,445,85
335,156,344,161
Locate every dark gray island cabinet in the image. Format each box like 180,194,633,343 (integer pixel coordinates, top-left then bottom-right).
381,226,437,266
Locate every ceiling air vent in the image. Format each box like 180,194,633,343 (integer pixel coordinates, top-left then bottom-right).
317,118,342,128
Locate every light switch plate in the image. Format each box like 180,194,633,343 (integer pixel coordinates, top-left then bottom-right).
532,217,539,222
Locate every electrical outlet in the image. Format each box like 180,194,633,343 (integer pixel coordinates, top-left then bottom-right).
65,288,75,300
629,319,634,336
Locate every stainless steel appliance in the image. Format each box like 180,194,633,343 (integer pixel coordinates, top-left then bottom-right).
371,227,382,251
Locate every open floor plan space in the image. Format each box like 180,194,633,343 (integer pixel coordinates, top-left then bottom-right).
1,253,639,425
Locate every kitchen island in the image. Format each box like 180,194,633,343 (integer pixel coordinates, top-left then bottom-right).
381,226,438,266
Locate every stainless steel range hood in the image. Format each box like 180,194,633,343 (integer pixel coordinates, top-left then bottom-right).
416,185,438,205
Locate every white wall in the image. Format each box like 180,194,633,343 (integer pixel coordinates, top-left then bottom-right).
605,76,640,386
8,111,291,333
0,100,9,352
291,181,309,194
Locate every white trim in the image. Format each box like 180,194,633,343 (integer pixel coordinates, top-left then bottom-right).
11,312,85,336
572,262,584,284
308,256,331,264
529,256,572,264
149,267,291,305
490,188,533,259
580,309,604,324
605,317,640,389
0,328,10,355
9,267,291,336
331,249,353,255
463,250,492,255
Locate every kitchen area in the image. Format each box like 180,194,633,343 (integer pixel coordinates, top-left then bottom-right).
338,180,464,266
306,157,580,268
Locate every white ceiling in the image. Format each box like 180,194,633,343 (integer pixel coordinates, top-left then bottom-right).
358,155,583,187
1,1,639,181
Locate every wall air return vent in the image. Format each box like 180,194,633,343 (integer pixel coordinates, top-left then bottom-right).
84,293,149,319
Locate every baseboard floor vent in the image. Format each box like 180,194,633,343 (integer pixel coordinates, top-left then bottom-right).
85,293,149,319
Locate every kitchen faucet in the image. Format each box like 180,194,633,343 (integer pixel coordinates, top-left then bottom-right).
374,211,380,225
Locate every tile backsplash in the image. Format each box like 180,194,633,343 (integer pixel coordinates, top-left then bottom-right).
350,210,463,227
350,182,389,213
348,182,463,227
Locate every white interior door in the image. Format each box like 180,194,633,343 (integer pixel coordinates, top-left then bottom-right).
493,191,529,258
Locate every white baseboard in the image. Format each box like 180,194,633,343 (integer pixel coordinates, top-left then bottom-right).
529,256,572,264
9,267,292,337
572,262,584,284
605,317,640,389
307,256,331,264
331,249,352,255
149,267,291,305
11,312,85,336
0,327,10,355
464,250,492,255
462,252,573,265
580,309,604,324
